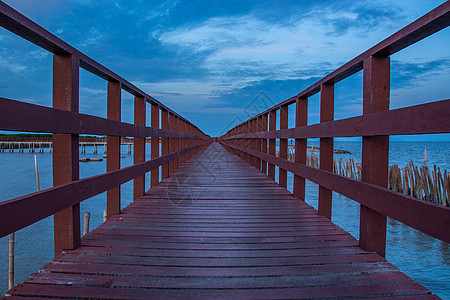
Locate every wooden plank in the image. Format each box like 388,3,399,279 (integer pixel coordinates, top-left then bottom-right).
9,282,431,299
80,239,359,251
41,260,398,277
25,271,413,289
68,245,367,258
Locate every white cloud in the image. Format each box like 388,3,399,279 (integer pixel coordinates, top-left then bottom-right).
80,87,106,95
157,10,393,88
77,28,104,47
181,107,245,115
0,57,27,74
30,49,49,59
133,79,225,111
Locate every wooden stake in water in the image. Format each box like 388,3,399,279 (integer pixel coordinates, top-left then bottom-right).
34,154,41,191
83,211,90,236
8,233,14,290
424,148,427,166
9,155,42,290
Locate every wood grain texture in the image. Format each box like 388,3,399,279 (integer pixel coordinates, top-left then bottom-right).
5,143,435,299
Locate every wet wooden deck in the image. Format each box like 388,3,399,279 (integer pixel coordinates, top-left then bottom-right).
5,143,437,299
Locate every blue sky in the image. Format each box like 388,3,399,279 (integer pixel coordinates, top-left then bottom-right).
0,0,448,139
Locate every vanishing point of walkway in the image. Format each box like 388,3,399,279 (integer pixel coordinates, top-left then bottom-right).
6,144,436,299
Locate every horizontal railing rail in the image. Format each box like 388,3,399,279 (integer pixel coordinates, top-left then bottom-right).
220,2,450,257
222,99,450,139
0,97,205,139
0,1,211,255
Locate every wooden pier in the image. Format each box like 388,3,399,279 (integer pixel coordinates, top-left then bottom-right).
0,1,449,299
5,143,438,299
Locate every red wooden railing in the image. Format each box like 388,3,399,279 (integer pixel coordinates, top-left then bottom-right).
0,2,211,255
220,2,450,257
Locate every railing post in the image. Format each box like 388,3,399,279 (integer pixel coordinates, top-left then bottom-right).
279,105,288,188
318,83,334,219
241,124,245,160
161,109,169,179
133,95,146,200
242,122,248,163
294,97,307,200
238,125,243,159
256,116,262,171
250,119,257,168
182,120,186,162
247,121,252,165
169,113,175,175
53,54,80,255
268,110,276,180
235,125,241,158
175,116,180,169
151,103,159,187
261,114,268,174
107,81,121,219
360,55,390,257
188,123,193,159
247,122,252,164
180,120,184,163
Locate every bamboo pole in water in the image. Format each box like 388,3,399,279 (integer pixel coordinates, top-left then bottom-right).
9,155,41,290
424,148,427,166
289,149,448,206
8,233,14,290
83,212,90,236
34,154,40,191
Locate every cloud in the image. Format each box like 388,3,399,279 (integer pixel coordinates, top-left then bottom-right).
391,58,450,87
0,0,447,138
80,87,106,95
0,58,27,74
181,107,245,115
146,0,179,20
390,58,450,108
156,2,403,92
307,1,403,36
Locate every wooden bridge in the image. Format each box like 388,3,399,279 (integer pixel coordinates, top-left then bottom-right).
1,1,449,299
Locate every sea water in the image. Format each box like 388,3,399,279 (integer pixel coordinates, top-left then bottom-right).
0,141,449,297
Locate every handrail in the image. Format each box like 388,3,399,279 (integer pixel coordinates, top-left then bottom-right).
222,99,450,139
0,1,212,255
220,2,450,257
0,97,205,139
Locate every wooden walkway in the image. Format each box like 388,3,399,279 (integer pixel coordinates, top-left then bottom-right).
6,143,436,299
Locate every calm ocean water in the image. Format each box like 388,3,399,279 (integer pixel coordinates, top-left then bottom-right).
0,141,449,297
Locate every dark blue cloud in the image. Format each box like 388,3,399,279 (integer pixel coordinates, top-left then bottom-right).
321,1,404,36
391,59,450,87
